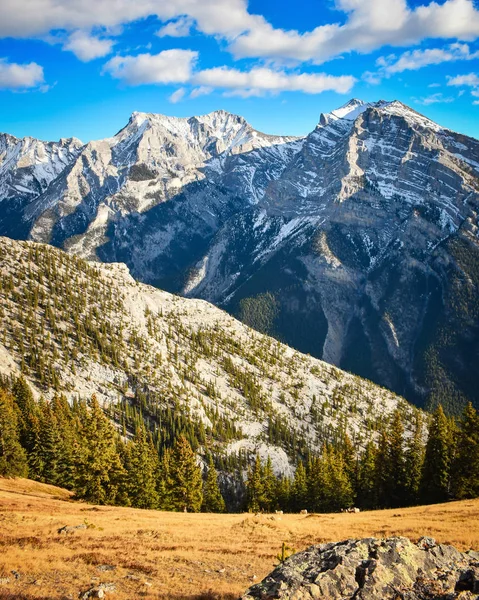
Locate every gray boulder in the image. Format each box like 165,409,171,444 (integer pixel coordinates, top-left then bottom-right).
241,537,479,599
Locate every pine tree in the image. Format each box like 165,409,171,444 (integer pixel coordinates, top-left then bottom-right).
404,411,425,506
49,394,78,489
202,454,226,513
323,446,354,512
169,435,203,512
421,405,454,504
357,441,377,509
452,402,479,499
74,395,126,505
308,446,353,512
341,433,357,497
246,455,265,512
275,476,291,511
0,388,28,477
11,377,37,451
291,461,308,512
374,428,390,508
34,401,63,484
262,456,277,512
387,409,407,508
157,449,173,511
126,426,159,509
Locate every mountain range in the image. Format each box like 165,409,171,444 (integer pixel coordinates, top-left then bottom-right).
1,98,478,413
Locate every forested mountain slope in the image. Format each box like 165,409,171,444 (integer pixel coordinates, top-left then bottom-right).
0,236,412,476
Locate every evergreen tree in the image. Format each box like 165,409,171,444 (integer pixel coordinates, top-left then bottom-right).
374,429,390,508
275,476,291,511
341,433,358,497
33,401,63,484
11,377,37,452
262,456,277,512
126,426,159,509
246,455,265,512
387,409,407,507
307,455,322,512
323,446,354,512
308,446,353,512
0,388,28,477
169,435,203,512
74,395,126,505
291,461,308,512
404,411,425,506
357,441,377,509
421,405,454,504
202,454,226,513
157,449,173,511
452,402,479,499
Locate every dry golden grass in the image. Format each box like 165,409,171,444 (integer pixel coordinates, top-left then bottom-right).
0,478,478,600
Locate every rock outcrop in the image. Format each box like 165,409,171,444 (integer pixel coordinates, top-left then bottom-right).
241,537,479,600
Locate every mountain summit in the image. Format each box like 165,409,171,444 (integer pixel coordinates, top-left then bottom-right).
1,99,478,412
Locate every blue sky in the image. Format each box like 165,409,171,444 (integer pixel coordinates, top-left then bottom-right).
1,0,479,142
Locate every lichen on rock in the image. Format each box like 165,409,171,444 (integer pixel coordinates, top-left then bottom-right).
241,537,479,599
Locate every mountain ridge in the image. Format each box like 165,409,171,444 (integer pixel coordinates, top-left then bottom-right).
0,235,412,479
1,98,478,413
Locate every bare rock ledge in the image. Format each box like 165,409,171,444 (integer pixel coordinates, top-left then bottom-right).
241,537,479,600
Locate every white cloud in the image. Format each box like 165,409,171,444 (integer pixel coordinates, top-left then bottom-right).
103,49,356,97
362,71,382,85
0,0,260,39
169,87,186,103
190,86,213,98
428,83,441,88
447,72,479,86
230,0,479,63
193,66,356,96
0,58,45,90
63,30,114,61
473,100,479,104
413,92,455,105
376,43,479,74
2,0,479,67
103,49,198,85
157,16,194,38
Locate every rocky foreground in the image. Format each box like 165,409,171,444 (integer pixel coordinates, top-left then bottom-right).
242,537,479,599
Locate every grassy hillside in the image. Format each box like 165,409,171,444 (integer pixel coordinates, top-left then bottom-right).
0,478,478,600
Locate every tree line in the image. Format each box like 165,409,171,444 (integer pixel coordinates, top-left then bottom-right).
1,375,478,513
0,377,224,513
245,404,479,512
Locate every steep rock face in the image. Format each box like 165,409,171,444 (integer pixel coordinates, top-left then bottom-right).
186,101,479,409
242,536,479,600
1,100,478,411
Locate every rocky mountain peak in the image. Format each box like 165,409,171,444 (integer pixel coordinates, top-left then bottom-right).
319,97,369,126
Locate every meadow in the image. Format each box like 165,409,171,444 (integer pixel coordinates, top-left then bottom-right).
1,478,478,600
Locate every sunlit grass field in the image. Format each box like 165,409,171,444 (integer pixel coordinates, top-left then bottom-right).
0,478,478,600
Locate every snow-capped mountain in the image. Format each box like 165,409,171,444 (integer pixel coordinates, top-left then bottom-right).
0,133,82,238
1,99,478,412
